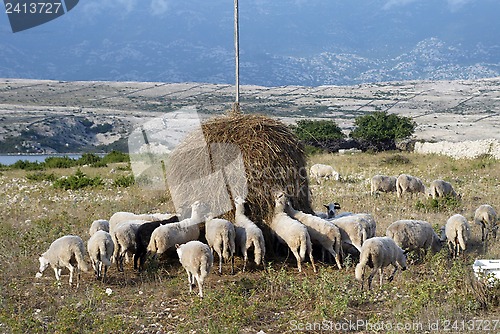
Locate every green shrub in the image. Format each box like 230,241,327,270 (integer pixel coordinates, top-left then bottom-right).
291,119,345,141
381,154,411,165
113,175,135,187
25,172,57,182
44,156,76,169
350,111,416,142
102,150,129,164
53,169,103,190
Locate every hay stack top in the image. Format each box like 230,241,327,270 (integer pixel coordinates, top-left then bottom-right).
166,113,312,224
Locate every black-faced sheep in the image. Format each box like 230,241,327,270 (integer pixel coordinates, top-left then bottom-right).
386,220,442,258
175,240,213,298
428,179,459,199
205,215,236,275
285,200,342,269
233,196,266,271
37,235,89,287
270,191,316,273
441,214,470,258
134,215,179,272
355,237,407,290
87,230,114,281
370,175,397,195
396,174,426,198
474,204,498,245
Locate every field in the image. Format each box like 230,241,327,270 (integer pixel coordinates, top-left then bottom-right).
0,151,499,333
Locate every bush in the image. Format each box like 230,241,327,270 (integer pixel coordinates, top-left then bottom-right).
25,172,57,182
113,175,135,187
102,150,129,164
53,169,103,190
291,119,345,142
350,111,416,142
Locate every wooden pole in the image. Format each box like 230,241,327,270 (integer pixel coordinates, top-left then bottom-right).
232,0,241,114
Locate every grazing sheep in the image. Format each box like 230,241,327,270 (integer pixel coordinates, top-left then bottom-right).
370,175,397,195
175,241,213,298
328,214,371,254
355,237,407,290
205,215,236,274
386,220,442,258
441,214,470,258
233,196,266,271
396,174,426,198
474,204,498,244
134,215,180,271
111,220,147,272
270,191,316,273
315,202,343,219
87,230,114,281
428,179,459,199
37,235,89,287
285,200,342,269
147,201,206,259
89,219,109,236
310,163,340,184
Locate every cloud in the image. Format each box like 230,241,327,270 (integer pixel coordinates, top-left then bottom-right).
383,0,418,10
447,0,474,11
150,0,170,16
81,0,137,17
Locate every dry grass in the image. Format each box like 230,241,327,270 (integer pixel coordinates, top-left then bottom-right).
0,152,499,333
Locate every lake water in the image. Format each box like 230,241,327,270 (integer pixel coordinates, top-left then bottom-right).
0,154,83,165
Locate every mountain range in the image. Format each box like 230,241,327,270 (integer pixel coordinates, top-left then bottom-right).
0,0,499,86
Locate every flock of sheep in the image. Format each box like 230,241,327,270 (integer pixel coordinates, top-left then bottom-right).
36,163,499,296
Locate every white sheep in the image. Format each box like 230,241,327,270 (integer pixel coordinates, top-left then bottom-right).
441,214,470,258
386,220,442,258
109,211,174,233
270,191,317,273
37,235,89,287
233,196,266,271
328,214,371,254
147,201,206,259
205,215,236,274
315,202,343,219
396,174,426,198
285,200,342,269
428,179,459,199
355,237,407,290
474,204,498,244
89,219,109,236
87,230,114,281
175,240,213,298
111,219,147,272
310,163,340,184
370,175,397,195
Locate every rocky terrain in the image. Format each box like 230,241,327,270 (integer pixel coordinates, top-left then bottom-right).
0,77,499,154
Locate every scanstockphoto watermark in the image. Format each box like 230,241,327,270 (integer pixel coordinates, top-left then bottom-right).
289,319,500,332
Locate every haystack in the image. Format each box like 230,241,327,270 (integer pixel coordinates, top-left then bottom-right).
165,113,312,225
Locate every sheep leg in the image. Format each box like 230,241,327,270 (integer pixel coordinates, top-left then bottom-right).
291,248,302,272
242,248,248,272
195,274,204,298
53,267,61,282
67,264,74,287
367,270,376,290
388,265,398,283
185,269,194,293
309,248,317,273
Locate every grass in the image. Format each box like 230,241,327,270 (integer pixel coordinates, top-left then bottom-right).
0,152,499,333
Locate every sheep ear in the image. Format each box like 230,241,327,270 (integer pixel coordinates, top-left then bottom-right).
175,244,180,249
323,205,329,209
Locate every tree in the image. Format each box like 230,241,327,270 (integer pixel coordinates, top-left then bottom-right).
291,119,345,142
350,111,416,142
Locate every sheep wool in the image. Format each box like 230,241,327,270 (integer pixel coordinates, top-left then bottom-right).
176,241,213,298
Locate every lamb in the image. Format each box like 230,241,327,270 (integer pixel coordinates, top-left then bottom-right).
428,179,459,199
309,163,340,184
175,241,213,298
386,220,442,258
205,215,236,275
37,235,89,287
285,200,342,269
474,204,498,244
111,219,148,272
89,219,109,236
396,174,426,198
147,201,206,259
134,215,180,271
315,202,342,219
270,191,316,273
87,230,114,281
370,175,397,195
233,196,266,271
441,214,470,258
355,237,407,290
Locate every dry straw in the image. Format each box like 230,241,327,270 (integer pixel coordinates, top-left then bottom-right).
166,113,313,225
